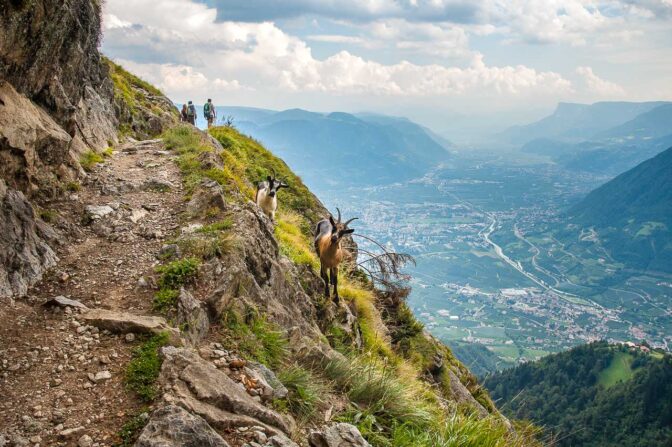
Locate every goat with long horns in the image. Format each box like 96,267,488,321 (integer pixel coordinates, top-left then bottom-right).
314,208,357,303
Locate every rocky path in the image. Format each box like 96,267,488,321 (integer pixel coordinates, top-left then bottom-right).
0,140,186,446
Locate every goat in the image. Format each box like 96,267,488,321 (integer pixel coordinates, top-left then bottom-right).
314,208,357,303
255,171,288,220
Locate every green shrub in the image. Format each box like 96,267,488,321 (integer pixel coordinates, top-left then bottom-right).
153,288,179,312
125,333,170,402
114,409,149,447
156,258,200,289
80,150,104,171
176,233,237,260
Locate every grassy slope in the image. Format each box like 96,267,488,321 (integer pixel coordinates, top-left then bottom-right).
162,124,540,446
597,350,635,388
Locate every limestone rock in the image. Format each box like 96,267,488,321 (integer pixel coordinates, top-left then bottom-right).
186,180,226,216
85,205,114,221
159,347,294,435
82,308,180,343
308,423,371,447
177,288,210,346
444,369,489,418
0,179,58,298
135,405,230,447
44,296,88,310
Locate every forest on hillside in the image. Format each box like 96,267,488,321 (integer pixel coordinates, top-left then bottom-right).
484,341,672,446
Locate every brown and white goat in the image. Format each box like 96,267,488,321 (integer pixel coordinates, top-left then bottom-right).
314,208,357,303
255,172,288,220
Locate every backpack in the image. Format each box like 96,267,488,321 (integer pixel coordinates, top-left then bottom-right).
204,102,212,117
187,104,196,117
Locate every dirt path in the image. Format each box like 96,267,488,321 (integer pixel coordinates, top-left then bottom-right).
0,140,186,446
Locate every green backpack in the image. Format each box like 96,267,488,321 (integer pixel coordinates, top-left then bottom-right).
204,102,212,117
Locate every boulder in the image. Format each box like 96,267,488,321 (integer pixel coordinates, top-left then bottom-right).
82,308,180,343
159,347,294,435
135,405,230,447
43,296,88,310
177,288,210,346
308,423,371,447
186,180,226,216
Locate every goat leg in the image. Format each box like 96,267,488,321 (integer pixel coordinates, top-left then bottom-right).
331,267,339,304
320,265,330,297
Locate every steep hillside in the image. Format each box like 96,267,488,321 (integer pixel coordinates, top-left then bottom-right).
565,147,672,272
484,342,672,446
220,107,452,187
0,2,537,446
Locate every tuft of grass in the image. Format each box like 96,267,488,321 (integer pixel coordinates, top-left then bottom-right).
125,333,170,402
103,147,114,157
39,209,57,223
221,309,288,370
274,211,319,269
80,150,104,171
277,364,328,421
65,181,81,192
176,232,237,260
153,288,179,312
156,257,200,289
113,409,149,447
196,218,234,234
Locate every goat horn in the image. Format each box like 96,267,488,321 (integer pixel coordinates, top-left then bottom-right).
336,208,342,223
344,217,359,227
270,168,276,179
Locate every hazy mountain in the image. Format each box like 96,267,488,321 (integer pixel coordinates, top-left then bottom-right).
596,103,672,141
518,103,672,175
500,101,669,145
216,107,452,187
484,342,672,447
566,146,672,272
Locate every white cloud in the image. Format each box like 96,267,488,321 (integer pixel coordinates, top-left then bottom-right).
575,66,626,96
102,0,572,101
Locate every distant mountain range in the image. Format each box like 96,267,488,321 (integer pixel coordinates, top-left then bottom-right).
564,146,672,273
504,101,672,176
484,341,672,447
213,107,453,187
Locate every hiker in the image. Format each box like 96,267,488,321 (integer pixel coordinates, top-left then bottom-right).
204,98,216,128
180,104,188,122
186,100,197,125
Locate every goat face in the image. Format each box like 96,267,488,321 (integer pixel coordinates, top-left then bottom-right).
256,174,288,219
328,215,354,244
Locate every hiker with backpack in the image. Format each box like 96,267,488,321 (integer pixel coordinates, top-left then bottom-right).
186,100,197,125
204,98,216,128
180,104,188,122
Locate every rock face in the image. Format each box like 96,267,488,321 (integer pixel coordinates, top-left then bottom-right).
159,347,294,437
0,179,58,298
177,288,210,346
308,423,371,447
135,405,231,447
0,0,116,146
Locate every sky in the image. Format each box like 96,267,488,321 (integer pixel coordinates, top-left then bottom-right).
101,0,672,136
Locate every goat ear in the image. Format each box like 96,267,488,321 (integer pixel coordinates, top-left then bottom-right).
279,182,289,189
266,175,272,183
343,228,355,235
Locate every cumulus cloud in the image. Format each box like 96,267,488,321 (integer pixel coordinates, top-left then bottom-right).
102,0,572,102
575,66,626,96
